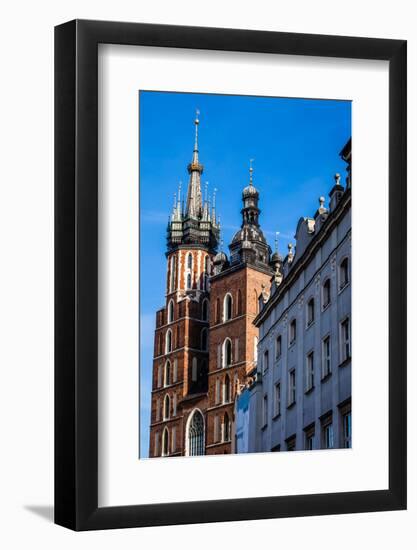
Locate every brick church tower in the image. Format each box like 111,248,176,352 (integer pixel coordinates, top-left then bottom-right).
205,163,273,455
149,113,220,457
149,117,274,458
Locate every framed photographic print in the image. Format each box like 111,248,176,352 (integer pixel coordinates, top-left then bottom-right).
55,20,407,530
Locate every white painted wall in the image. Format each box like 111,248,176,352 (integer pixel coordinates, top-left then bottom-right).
0,1,415,548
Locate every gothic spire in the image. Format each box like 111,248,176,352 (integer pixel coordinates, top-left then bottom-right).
185,110,204,219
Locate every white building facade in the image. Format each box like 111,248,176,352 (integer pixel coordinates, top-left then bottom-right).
244,139,352,453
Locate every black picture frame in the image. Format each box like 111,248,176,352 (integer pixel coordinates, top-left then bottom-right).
55,19,407,531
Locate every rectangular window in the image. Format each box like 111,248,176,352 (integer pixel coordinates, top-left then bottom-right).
275,335,282,359
322,415,334,449
340,317,351,363
262,349,269,374
262,394,268,427
307,298,315,326
286,435,296,451
271,444,281,452
305,351,314,391
289,319,297,345
304,424,315,450
340,403,352,448
274,382,281,417
322,335,331,378
288,369,296,406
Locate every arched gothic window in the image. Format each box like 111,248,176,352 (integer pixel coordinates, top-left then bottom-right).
201,328,208,351
186,273,192,290
202,298,209,321
223,338,232,367
167,300,174,323
187,409,205,456
164,360,171,387
223,293,233,322
163,394,170,420
165,329,172,354
187,253,193,269
162,427,169,456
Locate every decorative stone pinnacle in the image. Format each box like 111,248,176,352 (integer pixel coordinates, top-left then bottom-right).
334,173,341,185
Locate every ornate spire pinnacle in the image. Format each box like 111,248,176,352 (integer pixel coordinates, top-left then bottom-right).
185,110,204,219
249,158,254,186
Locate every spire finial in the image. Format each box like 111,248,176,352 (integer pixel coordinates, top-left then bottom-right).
275,231,280,253
194,109,200,152
249,158,254,186
178,181,182,203
334,173,341,185
173,192,177,207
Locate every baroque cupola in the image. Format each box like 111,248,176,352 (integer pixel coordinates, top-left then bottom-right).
229,161,272,270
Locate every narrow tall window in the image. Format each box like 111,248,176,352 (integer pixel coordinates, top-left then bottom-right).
201,328,208,351
214,415,220,442
171,426,176,454
307,297,315,326
223,338,232,367
169,255,176,293
288,369,296,406
322,418,334,449
162,427,169,456
186,273,192,290
342,410,352,448
202,298,209,321
165,329,172,354
215,378,221,404
167,300,174,323
223,374,231,403
155,398,160,422
340,318,351,362
187,253,193,269
163,394,170,420
191,357,198,382
172,393,177,417
157,365,162,388
322,336,331,378
164,360,171,387
339,257,349,289
275,335,282,359
262,394,268,427
274,382,281,417
305,351,314,392
173,359,178,383
224,293,233,321
322,279,331,309
237,289,242,315
262,349,269,374
289,319,297,345
223,412,230,442
304,425,315,450
286,435,296,451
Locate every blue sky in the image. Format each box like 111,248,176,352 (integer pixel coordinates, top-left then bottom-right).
139,91,351,458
